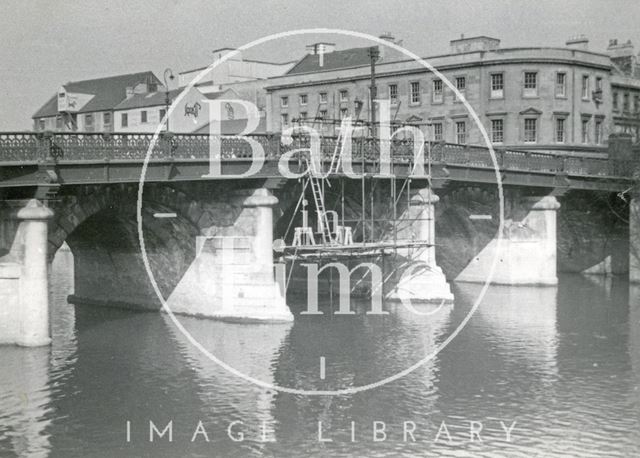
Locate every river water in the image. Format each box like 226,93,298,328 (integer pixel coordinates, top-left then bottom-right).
1,249,639,457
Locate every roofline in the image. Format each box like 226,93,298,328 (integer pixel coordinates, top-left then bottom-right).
211,47,236,53
32,108,114,119
450,35,500,43
113,104,165,111
60,70,160,87
179,59,297,75
267,54,612,91
611,79,640,89
279,46,613,80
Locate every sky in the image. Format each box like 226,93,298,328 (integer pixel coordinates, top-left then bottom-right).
0,0,639,130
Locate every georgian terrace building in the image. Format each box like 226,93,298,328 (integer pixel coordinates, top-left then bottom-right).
608,39,640,142
264,35,616,154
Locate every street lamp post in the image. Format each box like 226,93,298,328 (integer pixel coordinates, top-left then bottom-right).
163,68,175,131
368,46,379,138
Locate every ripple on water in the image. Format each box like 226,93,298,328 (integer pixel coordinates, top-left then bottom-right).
1,257,639,457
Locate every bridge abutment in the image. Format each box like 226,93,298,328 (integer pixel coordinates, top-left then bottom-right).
456,195,561,285
388,188,454,302
0,199,53,346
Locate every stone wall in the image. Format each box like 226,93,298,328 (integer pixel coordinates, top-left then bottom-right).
558,190,629,275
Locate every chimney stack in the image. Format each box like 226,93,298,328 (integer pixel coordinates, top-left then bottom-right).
305,42,336,55
377,33,404,62
450,36,500,53
607,38,636,75
379,32,396,43
566,35,589,50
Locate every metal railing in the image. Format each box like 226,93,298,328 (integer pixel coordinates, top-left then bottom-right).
0,131,636,179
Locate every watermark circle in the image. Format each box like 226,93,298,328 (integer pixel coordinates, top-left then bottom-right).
136,28,505,396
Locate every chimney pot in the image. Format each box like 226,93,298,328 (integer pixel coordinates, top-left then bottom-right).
379,32,396,43
305,42,336,55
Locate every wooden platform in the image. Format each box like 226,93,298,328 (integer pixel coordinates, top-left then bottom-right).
278,240,432,261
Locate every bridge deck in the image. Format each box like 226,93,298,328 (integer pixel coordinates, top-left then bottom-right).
0,132,636,191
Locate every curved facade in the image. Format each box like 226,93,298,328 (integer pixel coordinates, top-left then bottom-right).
266,39,615,154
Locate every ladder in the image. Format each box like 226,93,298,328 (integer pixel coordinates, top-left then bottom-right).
303,117,353,245
308,173,333,244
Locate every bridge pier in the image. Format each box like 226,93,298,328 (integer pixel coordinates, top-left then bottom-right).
631,196,640,284
456,195,561,285
0,199,53,346
388,188,454,302
167,188,293,322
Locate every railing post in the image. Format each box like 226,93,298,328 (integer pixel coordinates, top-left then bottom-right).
496,148,504,169
37,131,54,162
159,131,173,158
275,133,282,158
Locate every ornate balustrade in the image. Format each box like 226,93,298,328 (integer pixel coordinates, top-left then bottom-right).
0,133,43,162
0,131,636,179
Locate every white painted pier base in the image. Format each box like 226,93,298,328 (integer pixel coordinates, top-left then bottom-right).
0,199,54,346
167,189,293,322
456,195,561,285
388,188,454,303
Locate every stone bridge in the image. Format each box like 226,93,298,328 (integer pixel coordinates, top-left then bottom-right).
0,131,638,346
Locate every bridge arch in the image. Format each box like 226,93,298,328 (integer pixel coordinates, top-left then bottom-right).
46,184,236,257
47,183,242,310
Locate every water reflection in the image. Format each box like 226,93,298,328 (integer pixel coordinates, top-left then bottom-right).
0,243,77,458
457,282,559,378
1,249,639,457
49,243,77,371
0,347,51,458
630,284,640,447
166,314,292,450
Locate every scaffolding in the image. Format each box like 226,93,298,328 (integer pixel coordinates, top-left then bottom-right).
276,116,436,297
